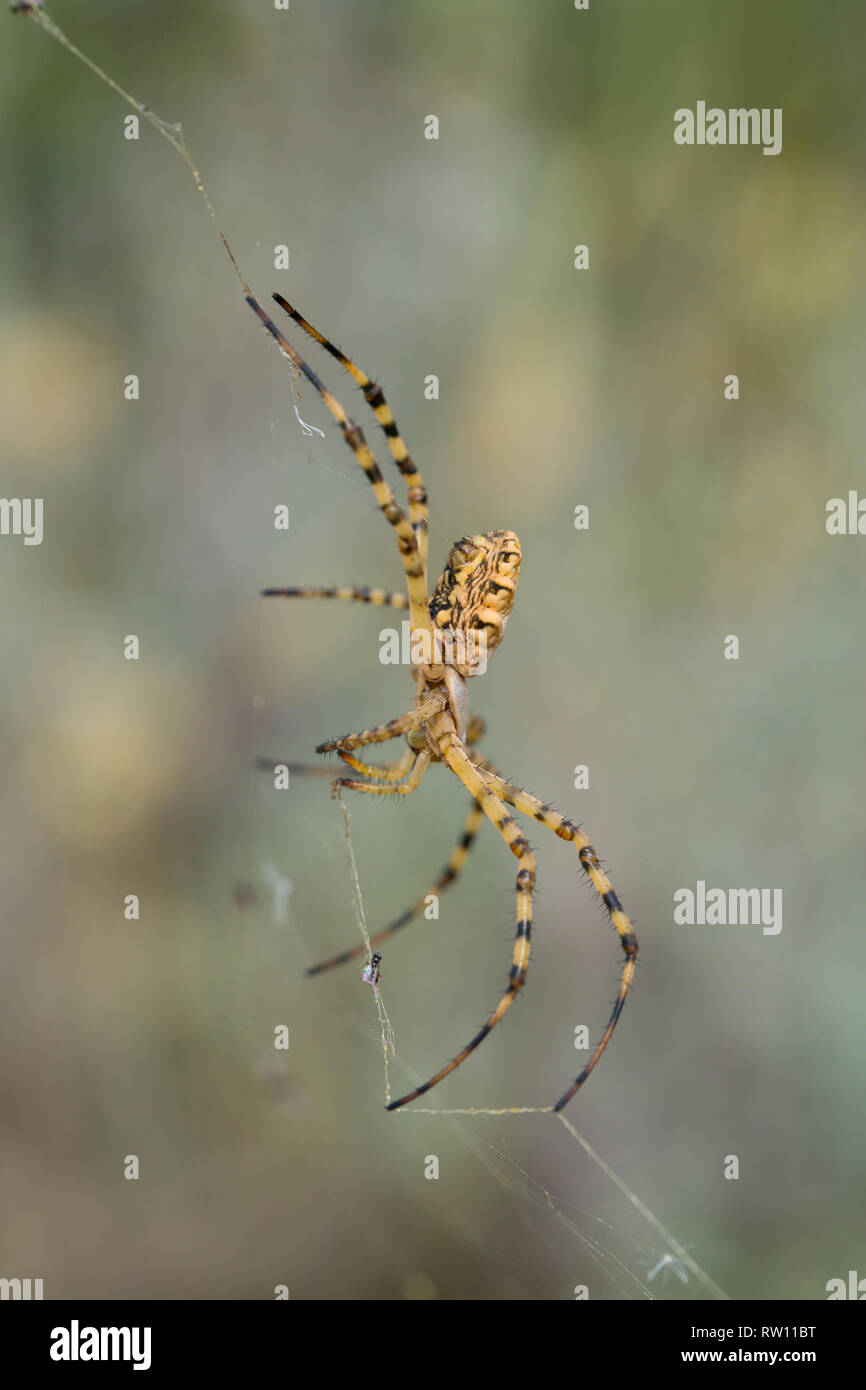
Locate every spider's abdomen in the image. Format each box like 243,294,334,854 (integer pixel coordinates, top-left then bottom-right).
429,530,521,668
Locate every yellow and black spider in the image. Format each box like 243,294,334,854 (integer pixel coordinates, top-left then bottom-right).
250,291,638,1113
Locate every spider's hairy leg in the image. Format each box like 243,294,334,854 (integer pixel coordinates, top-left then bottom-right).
474,764,638,1113
245,295,432,642
272,294,429,575
465,714,486,746
306,798,485,976
386,728,535,1112
254,749,416,782
334,749,431,797
261,586,408,608
320,713,484,785
335,746,416,781
316,691,446,755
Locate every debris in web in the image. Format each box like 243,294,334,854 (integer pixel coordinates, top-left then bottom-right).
335,788,397,1079
647,1251,691,1285
293,403,325,439
555,1113,728,1300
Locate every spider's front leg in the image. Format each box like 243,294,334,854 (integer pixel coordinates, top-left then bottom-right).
386,721,536,1112
473,759,639,1113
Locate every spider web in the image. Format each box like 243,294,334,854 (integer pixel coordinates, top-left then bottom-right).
18,4,730,1302
332,788,727,1302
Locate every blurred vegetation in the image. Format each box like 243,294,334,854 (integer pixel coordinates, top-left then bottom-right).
0,0,864,1298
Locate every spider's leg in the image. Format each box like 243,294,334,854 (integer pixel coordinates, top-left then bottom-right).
255,750,415,783
465,714,486,746
246,296,432,640
316,691,445,755
336,746,415,781
272,294,430,576
386,731,535,1112
261,586,408,608
306,797,484,976
334,750,431,797
474,763,638,1113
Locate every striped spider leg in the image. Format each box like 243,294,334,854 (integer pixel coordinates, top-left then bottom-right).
259,717,489,977
261,585,408,609
246,293,434,655
469,755,638,1112
251,295,638,1112
271,293,430,578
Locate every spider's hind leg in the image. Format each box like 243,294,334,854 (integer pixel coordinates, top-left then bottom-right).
272,294,430,573
246,295,433,640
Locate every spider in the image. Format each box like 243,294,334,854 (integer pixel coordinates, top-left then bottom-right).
249,291,638,1113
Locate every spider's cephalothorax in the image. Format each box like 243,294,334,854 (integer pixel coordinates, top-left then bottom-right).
253,291,638,1115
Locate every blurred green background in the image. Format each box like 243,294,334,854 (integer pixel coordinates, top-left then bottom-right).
0,0,864,1300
